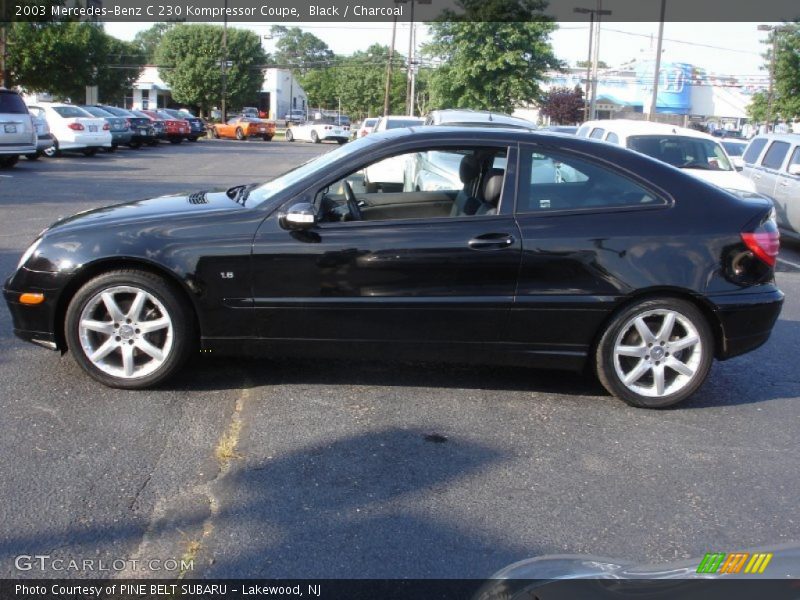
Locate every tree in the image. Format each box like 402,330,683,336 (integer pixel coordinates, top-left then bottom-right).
96,36,145,104
333,45,406,119
155,24,267,116
133,22,174,64
772,23,800,120
422,1,561,113
746,90,770,123
577,59,608,69
7,21,106,100
270,25,333,73
539,85,584,124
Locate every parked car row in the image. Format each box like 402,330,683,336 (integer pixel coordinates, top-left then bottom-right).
0,88,210,168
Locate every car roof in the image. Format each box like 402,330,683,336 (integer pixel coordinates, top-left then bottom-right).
581,119,717,140
427,109,537,129
749,133,800,144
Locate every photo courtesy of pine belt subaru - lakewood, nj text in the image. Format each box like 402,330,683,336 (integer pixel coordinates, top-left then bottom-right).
3,127,784,408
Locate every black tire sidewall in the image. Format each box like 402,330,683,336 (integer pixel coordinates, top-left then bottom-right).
596,298,713,408
65,270,195,389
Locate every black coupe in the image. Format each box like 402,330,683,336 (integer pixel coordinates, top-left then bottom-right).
4,128,783,407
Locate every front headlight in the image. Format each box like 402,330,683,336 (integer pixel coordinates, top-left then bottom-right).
17,238,42,270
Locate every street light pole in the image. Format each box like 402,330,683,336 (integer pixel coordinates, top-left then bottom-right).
221,0,228,122
383,11,398,117
648,0,667,121
574,3,611,121
574,8,595,122
405,0,415,115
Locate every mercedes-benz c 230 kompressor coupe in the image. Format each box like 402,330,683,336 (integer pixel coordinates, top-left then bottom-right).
4,128,783,408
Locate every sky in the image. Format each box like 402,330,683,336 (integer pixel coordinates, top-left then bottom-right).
103,21,775,81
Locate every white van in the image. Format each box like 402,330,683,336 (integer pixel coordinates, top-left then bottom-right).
577,119,756,193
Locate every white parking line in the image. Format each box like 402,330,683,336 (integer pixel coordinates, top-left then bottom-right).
0,174,12,178
778,257,800,270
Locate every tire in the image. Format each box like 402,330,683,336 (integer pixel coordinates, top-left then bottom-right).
311,130,320,143
148,140,160,146
25,152,40,161
65,269,195,389
337,139,346,145
285,129,293,142
263,135,272,141
595,297,713,408
129,140,142,149
235,128,245,140
188,136,198,142
82,148,97,157
169,138,182,144
105,144,118,153
44,139,60,158
0,155,19,168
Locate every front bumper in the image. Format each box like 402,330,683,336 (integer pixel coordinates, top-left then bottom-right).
710,287,784,359
4,268,66,351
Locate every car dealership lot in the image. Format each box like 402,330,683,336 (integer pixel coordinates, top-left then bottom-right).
1,141,799,578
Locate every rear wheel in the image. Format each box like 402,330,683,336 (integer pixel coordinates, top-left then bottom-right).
65,270,195,389
285,129,294,142
82,147,97,157
188,136,198,142
169,138,182,144
211,127,220,139
263,135,273,141
311,130,320,143
595,298,713,408
235,128,245,140
0,155,20,168
25,152,41,161
105,144,118,153
129,140,142,149
44,139,60,157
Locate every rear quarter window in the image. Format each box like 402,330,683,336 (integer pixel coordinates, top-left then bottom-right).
743,137,768,164
576,124,591,137
606,132,620,144
761,141,790,170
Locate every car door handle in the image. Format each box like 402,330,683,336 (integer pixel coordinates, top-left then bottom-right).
468,233,515,250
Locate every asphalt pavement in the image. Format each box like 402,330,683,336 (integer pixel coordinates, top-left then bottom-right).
0,139,798,579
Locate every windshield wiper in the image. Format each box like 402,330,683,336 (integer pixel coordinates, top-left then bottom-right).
226,183,257,206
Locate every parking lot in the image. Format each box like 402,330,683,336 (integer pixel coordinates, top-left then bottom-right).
1,139,799,578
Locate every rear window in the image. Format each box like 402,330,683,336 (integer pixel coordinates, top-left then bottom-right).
363,118,377,127
81,106,112,118
743,137,768,164
385,119,424,129
761,141,790,170
53,106,91,118
0,91,29,114
628,135,732,171
589,128,606,139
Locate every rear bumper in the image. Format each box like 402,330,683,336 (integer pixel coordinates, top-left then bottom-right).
709,287,784,359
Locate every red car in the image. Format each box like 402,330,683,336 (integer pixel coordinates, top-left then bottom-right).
142,109,190,143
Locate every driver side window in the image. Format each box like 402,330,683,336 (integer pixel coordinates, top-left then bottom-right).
315,146,509,224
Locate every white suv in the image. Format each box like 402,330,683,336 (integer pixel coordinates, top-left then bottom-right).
0,89,36,169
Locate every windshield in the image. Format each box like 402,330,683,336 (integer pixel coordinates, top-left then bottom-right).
248,135,381,207
628,135,733,171
721,141,746,157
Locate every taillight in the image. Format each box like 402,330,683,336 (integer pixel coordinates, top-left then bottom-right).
68,122,84,131
741,209,780,267
103,123,110,130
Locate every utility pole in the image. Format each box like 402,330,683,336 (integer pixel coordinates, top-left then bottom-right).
409,24,417,116
757,24,792,130
574,3,610,121
220,0,228,122
383,12,398,117
405,0,415,115
648,0,667,121
1,0,9,88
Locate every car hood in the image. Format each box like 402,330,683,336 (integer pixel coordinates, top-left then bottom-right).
44,190,245,235
683,168,756,193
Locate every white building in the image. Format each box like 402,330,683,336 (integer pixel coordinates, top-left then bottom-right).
127,66,307,119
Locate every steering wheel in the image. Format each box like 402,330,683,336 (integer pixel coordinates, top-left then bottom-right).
343,181,362,221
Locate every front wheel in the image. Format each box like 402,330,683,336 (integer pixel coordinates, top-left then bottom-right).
311,130,320,143
284,129,293,142
235,128,245,140
44,139,60,157
65,270,195,389
595,298,713,408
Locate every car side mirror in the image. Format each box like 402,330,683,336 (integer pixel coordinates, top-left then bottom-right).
788,164,800,176
280,202,317,231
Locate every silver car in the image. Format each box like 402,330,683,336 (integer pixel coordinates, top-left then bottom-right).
0,88,36,168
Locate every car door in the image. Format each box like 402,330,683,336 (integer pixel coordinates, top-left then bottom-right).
250,143,521,347
752,140,790,199
773,144,800,233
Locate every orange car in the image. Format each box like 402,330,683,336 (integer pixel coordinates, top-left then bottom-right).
211,117,275,141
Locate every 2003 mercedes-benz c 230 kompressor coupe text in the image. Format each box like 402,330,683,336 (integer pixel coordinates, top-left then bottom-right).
4,127,783,408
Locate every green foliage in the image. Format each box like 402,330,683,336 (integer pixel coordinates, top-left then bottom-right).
746,91,769,123
8,22,107,100
270,26,334,74
133,23,174,64
539,85,584,124
155,24,266,115
577,60,608,69
773,23,800,120
423,16,561,113
96,37,145,104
